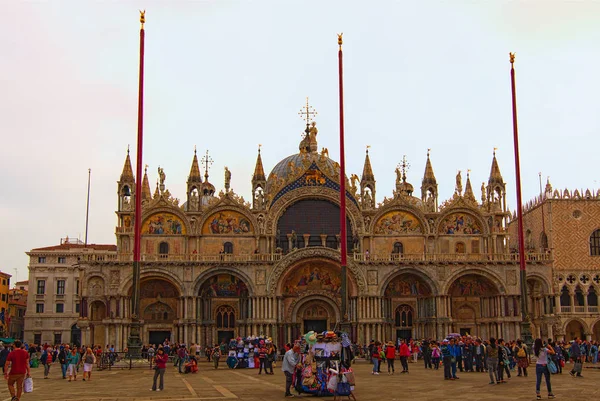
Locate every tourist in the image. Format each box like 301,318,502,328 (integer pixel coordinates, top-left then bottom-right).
212,344,221,369
448,338,460,379
82,348,96,381
486,338,499,384
569,337,583,378
371,341,381,375
534,338,555,399
384,341,396,374
399,339,410,373
41,346,53,379
5,341,30,401
411,341,419,363
515,339,529,377
67,347,81,381
431,342,441,370
58,345,69,379
258,342,267,374
177,345,187,374
422,340,432,369
441,339,452,380
0,345,9,374
151,347,168,392
474,339,485,372
497,338,508,383
266,342,276,374
282,344,300,397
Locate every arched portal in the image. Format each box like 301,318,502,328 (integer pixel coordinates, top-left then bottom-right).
527,277,550,339
198,273,250,347
296,300,338,334
448,274,501,338
128,278,181,346
89,301,106,345
383,273,435,340
565,319,585,341
593,320,600,342
70,323,81,347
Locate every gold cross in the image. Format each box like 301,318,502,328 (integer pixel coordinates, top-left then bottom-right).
398,155,410,181
298,97,318,124
200,150,213,180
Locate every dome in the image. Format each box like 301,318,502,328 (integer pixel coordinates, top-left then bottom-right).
266,152,339,194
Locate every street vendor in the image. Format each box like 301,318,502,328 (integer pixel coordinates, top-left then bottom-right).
282,345,301,397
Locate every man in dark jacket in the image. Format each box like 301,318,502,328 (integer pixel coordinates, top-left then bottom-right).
569,338,583,377
58,345,69,379
422,340,432,369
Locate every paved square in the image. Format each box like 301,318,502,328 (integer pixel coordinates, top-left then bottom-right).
2,360,599,401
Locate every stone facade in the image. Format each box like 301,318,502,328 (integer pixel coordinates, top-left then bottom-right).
65,122,556,351
24,239,116,345
507,183,600,342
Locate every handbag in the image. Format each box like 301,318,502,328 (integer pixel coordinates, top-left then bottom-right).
547,360,557,374
23,376,33,393
336,382,352,396
574,361,583,373
560,359,565,367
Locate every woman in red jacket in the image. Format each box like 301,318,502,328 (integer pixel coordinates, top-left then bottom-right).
399,339,411,373
151,347,169,392
385,341,397,375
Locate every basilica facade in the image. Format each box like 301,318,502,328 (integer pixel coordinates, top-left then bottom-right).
72,121,554,350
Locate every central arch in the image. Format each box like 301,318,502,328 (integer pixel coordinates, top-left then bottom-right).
290,296,340,334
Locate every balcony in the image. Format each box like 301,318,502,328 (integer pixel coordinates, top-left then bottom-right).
353,252,552,264
559,306,599,314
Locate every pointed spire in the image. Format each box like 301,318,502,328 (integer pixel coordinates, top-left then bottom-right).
253,145,266,182
361,147,375,183
488,148,504,186
188,147,202,183
545,177,553,195
120,147,134,182
421,148,437,186
464,170,476,201
142,165,151,200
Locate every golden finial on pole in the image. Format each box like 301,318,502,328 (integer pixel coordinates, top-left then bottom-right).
494,147,498,156
258,144,262,153
509,52,515,65
337,33,343,50
140,10,146,28
427,148,431,157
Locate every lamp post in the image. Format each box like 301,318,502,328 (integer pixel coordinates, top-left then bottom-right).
509,53,533,345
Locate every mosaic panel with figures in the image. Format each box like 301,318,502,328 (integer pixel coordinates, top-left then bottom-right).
202,211,253,234
448,274,498,297
282,263,342,296
142,213,185,235
438,213,482,235
384,274,431,297
373,211,422,235
200,274,249,297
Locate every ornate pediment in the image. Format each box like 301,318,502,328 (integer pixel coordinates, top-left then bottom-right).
438,192,479,212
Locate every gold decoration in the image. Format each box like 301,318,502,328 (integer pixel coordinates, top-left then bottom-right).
509,52,515,64
337,33,343,49
139,10,146,28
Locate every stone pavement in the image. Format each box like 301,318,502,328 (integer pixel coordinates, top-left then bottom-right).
2,360,599,401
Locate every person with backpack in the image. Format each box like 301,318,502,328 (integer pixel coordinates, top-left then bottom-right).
41,346,53,379
58,345,69,379
515,339,529,377
399,339,410,373
431,342,441,370
385,341,396,374
212,344,221,369
534,338,555,400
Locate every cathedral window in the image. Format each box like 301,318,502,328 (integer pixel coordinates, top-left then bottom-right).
223,242,233,254
159,242,169,256
216,305,235,329
392,242,404,255
590,229,600,256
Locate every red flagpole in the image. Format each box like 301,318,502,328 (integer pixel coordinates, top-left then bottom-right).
509,52,532,344
129,10,146,355
338,34,348,328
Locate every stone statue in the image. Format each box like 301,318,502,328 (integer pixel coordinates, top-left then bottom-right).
158,167,166,186
224,167,231,192
257,214,265,234
363,190,372,208
349,174,359,196
481,182,486,203
291,230,297,249
321,147,329,158
255,189,265,208
309,121,318,142
190,190,199,210
455,170,462,195
395,167,402,184
425,191,435,212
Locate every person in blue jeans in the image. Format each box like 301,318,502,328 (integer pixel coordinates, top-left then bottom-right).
441,339,452,379
371,342,381,375
533,338,555,400
58,345,69,379
448,339,461,379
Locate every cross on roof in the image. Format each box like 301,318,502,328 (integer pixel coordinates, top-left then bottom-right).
397,155,410,182
200,150,213,181
298,97,318,125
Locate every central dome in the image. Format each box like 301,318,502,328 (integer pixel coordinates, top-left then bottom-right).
266,152,338,194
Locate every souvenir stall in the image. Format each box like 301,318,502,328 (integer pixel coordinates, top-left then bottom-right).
294,331,356,399
226,336,273,369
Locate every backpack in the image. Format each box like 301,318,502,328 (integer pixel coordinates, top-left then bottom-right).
432,348,440,358
41,352,47,365
517,347,526,358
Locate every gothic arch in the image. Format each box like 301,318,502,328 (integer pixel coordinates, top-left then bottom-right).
379,268,439,297
266,189,362,237
267,247,366,297
526,273,552,295
369,205,429,235
193,267,256,297
442,268,506,295
435,207,488,236
86,276,107,299
288,294,341,324
119,267,185,296
563,318,589,337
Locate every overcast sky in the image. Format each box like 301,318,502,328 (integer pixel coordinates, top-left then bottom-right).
1,1,599,283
